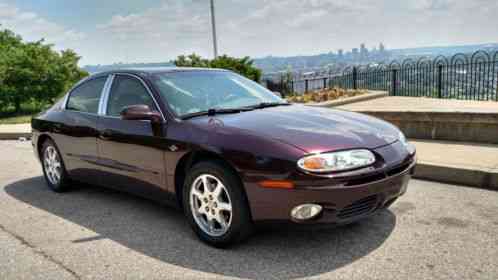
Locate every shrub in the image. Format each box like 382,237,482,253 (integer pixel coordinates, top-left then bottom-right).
286,88,366,103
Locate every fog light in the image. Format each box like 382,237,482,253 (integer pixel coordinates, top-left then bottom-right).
291,204,322,220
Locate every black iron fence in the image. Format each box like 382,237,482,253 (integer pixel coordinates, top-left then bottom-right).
267,50,498,101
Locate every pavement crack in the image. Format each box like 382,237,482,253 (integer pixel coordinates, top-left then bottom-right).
0,223,81,280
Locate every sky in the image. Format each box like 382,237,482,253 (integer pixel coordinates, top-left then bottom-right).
1,0,498,66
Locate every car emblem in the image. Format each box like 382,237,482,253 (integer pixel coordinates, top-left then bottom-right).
169,145,179,152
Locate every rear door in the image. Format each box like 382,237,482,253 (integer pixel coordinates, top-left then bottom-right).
57,76,109,185
96,74,170,200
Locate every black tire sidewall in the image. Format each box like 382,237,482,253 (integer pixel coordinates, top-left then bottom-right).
41,139,69,192
183,161,252,247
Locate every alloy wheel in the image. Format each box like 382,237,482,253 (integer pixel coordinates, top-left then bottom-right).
44,146,62,186
189,174,233,237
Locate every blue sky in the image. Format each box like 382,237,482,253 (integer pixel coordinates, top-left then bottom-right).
1,0,497,65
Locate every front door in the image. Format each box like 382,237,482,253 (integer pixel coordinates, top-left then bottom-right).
96,74,169,200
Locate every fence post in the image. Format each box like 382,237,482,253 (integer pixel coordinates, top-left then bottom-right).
353,67,358,90
391,69,397,96
323,77,327,90
437,65,443,98
305,79,309,93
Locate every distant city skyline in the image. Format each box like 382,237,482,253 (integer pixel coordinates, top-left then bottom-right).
1,0,498,65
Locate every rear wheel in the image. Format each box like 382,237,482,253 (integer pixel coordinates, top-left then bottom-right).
41,139,70,192
183,161,252,247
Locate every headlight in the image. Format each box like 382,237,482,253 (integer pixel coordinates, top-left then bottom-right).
399,131,407,146
297,149,376,173
399,131,416,155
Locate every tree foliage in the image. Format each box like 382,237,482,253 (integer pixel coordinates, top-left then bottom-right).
0,27,88,112
174,53,262,82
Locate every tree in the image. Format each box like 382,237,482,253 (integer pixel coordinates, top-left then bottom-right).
174,53,210,68
174,53,262,82
0,27,88,113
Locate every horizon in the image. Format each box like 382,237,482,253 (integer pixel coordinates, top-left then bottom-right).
1,0,498,66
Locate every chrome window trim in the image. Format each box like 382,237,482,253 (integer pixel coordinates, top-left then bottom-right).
98,74,115,115
102,73,166,122
61,92,70,110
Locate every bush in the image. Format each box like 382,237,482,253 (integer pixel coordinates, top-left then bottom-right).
174,53,262,82
0,28,88,113
286,88,366,103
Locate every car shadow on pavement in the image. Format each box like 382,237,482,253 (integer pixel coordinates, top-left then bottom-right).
5,176,396,279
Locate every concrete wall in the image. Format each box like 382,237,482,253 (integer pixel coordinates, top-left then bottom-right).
356,111,498,144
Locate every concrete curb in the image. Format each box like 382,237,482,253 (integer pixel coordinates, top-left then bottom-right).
413,161,498,190
306,91,388,107
0,133,31,140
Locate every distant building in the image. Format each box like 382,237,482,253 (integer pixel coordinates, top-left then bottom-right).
360,43,368,60
379,42,386,53
337,49,344,58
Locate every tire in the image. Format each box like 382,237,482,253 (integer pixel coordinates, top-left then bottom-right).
183,161,253,247
41,139,70,192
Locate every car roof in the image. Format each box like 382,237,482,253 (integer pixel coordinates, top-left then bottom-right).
92,67,229,77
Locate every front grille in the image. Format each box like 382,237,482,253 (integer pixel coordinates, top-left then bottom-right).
344,172,386,186
337,195,378,220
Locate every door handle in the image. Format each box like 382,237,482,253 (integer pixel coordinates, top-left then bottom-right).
100,129,114,140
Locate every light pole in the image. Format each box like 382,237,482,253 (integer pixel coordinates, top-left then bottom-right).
210,0,218,58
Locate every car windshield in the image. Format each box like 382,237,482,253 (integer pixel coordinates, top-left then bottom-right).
151,71,286,117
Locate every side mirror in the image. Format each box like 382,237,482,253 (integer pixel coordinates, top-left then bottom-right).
273,91,282,98
120,105,162,124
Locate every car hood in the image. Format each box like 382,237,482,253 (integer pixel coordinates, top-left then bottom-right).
188,104,400,154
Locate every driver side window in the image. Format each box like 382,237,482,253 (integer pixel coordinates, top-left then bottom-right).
107,75,157,117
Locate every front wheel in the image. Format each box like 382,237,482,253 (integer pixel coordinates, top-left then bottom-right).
183,161,253,247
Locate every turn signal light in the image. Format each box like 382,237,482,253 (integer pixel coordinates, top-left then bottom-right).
258,180,295,189
302,157,327,170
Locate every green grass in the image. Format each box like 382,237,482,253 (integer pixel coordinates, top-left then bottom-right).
0,114,33,124
0,102,43,125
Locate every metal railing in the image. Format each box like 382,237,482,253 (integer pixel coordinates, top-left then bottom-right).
267,50,498,101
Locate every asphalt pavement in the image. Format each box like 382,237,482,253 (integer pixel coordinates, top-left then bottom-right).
0,140,497,280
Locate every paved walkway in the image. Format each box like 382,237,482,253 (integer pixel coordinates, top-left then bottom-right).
412,140,498,172
0,124,31,141
0,124,30,134
338,96,498,113
0,124,31,140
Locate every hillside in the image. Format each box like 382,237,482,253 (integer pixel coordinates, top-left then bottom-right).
83,43,498,74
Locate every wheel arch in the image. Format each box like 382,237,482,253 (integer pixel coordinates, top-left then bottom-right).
36,134,53,158
174,149,252,218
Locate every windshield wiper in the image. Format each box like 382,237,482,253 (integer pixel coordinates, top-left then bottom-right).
181,108,252,120
244,102,291,110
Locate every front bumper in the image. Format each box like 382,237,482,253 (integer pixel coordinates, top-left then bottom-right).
245,156,415,225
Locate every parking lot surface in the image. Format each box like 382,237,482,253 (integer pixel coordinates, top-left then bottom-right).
0,140,497,280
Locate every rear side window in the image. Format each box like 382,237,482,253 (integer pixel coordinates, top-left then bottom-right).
66,77,107,114
106,75,157,117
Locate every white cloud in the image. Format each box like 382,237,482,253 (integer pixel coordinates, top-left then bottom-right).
98,1,209,42
0,2,85,46
5,0,495,65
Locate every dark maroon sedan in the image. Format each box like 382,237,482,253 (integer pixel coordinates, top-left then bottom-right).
32,68,416,247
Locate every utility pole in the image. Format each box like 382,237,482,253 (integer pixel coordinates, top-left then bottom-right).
210,0,218,58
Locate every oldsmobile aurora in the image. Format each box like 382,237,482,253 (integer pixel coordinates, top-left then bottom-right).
32,68,416,247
